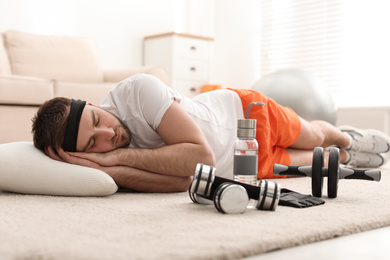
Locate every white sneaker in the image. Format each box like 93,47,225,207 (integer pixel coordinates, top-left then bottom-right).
339,126,390,153
343,149,385,168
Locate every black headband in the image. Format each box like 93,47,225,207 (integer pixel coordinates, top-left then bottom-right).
62,99,86,152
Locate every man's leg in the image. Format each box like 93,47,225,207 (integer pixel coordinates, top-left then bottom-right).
286,118,349,166
286,118,387,168
290,119,350,149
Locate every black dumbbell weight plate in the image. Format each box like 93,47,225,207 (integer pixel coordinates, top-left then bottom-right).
312,147,324,197
327,147,340,198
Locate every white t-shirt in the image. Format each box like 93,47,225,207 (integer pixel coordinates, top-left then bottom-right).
100,74,244,178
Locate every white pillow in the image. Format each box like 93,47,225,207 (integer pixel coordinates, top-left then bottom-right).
0,142,118,196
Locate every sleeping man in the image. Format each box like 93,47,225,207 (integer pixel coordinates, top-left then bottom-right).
32,74,390,192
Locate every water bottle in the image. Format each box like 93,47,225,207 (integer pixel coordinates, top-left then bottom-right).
233,102,264,185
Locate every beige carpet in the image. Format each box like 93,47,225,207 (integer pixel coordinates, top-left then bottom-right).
1,163,390,260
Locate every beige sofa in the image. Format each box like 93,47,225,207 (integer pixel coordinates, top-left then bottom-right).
0,30,168,144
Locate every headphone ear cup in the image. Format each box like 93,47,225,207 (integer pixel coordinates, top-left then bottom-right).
213,183,249,214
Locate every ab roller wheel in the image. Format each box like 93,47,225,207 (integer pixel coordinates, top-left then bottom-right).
274,147,381,198
189,163,281,214
327,147,340,198
312,147,324,198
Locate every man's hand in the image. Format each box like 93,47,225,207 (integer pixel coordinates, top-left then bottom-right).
104,165,192,193
66,149,121,167
45,146,102,170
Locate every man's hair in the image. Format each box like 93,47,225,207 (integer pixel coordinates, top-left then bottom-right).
32,97,71,150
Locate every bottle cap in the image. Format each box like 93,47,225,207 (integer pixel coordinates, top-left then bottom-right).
237,119,256,138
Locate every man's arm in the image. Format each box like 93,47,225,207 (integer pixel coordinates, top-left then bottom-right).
104,165,192,193
118,100,216,176
68,101,216,176
46,146,192,192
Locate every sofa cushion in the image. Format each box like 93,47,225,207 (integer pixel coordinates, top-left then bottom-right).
54,81,115,105
0,34,11,75
4,30,104,83
0,75,53,105
0,106,37,143
0,142,118,196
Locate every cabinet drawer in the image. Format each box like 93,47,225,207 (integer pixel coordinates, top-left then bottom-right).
177,59,209,80
177,37,210,60
176,80,206,98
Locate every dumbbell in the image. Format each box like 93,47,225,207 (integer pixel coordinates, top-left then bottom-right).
189,165,251,214
273,147,381,198
189,163,281,213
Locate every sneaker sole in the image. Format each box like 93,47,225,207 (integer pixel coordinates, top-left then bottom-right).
339,125,390,153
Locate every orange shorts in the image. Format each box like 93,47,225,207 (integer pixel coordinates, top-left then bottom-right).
229,89,301,179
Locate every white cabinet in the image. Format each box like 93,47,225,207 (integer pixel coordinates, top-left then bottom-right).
143,32,213,97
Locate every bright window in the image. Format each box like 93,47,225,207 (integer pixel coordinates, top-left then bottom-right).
261,0,390,107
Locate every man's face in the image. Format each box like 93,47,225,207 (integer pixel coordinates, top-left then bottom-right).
76,104,131,152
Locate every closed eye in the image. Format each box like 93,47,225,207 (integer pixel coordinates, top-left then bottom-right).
82,110,98,152
90,137,96,149
95,115,100,127
90,114,100,150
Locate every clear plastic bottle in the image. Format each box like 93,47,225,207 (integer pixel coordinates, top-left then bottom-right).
233,118,258,186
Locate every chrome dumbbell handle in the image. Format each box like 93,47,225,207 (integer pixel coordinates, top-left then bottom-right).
192,164,261,201
190,181,250,214
191,164,280,211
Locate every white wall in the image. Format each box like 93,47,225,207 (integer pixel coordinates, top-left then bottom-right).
0,0,178,69
212,0,261,89
171,0,262,89
0,0,261,89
